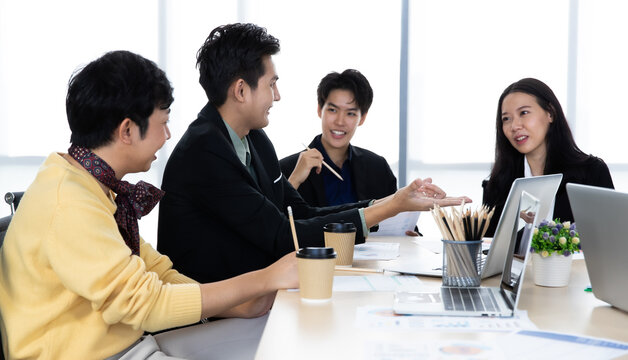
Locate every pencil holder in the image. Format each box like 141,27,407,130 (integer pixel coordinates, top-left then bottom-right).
442,239,482,287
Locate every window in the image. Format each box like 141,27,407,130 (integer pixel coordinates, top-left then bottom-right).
1,1,627,241
244,0,401,167
575,0,628,164
0,0,160,156
407,0,570,166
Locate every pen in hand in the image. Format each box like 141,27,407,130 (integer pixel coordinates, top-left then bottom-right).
301,143,344,181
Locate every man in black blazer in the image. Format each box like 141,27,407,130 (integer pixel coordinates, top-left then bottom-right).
280,70,397,207
281,137,396,206
158,23,468,283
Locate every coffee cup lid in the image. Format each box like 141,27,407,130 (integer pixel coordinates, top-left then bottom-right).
323,222,356,233
296,247,337,259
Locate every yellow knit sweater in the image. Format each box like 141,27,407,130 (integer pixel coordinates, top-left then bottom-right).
0,153,202,359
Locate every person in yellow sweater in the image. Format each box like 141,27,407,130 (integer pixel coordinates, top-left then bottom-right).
0,50,298,360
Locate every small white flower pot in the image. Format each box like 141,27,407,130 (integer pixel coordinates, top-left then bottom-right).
532,252,573,287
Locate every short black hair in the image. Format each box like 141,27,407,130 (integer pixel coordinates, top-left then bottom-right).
66,50,174,149
317,69,373,115
196,23,280,107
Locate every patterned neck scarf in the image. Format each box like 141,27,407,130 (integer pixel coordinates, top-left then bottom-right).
68,145,165,255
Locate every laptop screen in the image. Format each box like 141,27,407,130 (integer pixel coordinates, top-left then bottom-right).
499,190,540,310
482,174,561,279
567,183,628,313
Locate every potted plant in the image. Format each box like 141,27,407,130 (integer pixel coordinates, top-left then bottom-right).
530,219,580,287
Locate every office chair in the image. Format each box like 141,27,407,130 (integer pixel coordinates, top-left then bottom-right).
0,191,21,360
4,192,24,215
0,215,9,360
0,214,10,247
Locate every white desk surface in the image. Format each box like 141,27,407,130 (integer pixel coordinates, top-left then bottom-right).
255,236,628,359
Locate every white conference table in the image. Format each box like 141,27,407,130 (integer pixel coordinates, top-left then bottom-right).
255,236,628,359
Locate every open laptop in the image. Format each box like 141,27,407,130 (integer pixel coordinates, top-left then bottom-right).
386,174,561,278
393,191,539,317
567,183,628,313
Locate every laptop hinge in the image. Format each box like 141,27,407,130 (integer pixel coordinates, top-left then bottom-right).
500,288,515,311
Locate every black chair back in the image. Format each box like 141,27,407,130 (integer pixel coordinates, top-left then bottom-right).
0,215,9,359
0,191,20,360
0,215,11,248
4,192,24,215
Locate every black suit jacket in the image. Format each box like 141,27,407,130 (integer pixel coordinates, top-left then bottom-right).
279,135,398,207
158,103,370,283
482,156,614,237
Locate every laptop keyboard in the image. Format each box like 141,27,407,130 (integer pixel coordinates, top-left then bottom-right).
441,287,499,312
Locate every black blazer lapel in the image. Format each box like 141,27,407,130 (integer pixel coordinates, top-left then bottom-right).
351,147,369,200
307,137,329,206
203,105,262,190
309,170,328,206
249,139,275,198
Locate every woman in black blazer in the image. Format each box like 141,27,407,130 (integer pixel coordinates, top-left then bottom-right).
482,78,614,237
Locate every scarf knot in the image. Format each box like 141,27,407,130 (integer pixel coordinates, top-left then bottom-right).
68,145,164,255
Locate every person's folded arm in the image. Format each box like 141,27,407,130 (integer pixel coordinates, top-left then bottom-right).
140,238,198,284
47,198,201,332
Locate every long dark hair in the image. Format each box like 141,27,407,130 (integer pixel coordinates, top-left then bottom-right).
484,78,590,206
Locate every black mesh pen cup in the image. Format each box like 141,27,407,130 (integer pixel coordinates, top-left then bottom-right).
442,239,483,287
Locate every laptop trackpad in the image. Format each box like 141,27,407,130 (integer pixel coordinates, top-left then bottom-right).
393,290,446,315
399,291,441,304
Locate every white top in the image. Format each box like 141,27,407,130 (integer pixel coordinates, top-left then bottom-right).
524,155,556,221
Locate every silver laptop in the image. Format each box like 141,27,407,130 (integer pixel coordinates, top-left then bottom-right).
393,191,539,317
386,174,561,278
567,183,628,313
